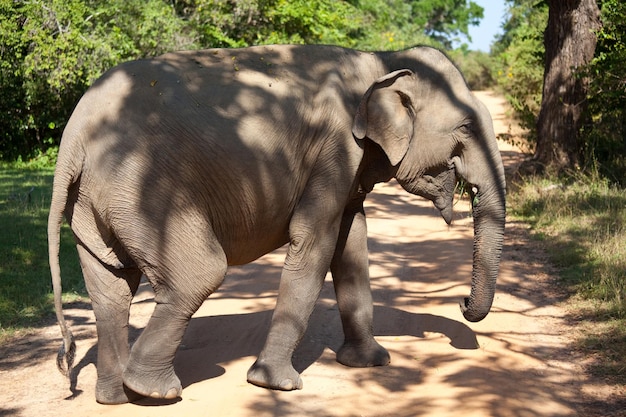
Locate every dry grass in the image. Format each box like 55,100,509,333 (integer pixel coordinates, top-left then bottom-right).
509,172,626,388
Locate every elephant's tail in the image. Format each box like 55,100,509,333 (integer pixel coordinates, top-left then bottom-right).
48,134,84,379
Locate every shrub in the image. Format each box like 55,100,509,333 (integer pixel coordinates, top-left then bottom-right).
580,0,626,184
449,48,497,90
492,1,548,145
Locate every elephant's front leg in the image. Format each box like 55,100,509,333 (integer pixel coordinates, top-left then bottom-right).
330,199,390,367
247,212,341,390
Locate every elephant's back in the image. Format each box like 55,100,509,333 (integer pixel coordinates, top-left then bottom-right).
63,44,372,265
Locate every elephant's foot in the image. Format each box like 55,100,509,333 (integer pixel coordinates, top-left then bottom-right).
337,339,390,367
122,361,182,400
247,358,303,391
95,374,145,405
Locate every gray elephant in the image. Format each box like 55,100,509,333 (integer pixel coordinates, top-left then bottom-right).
48,44,505,404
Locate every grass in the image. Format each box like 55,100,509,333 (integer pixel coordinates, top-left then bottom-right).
0,165,85,343
508,172,626,386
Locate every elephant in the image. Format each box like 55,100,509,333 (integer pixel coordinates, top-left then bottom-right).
48,44,506,404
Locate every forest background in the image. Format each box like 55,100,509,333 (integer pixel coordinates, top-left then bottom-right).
0,0,491,161
2,0,624,181
1,0,625,399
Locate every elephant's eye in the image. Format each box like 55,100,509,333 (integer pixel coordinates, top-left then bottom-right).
457,122,474,136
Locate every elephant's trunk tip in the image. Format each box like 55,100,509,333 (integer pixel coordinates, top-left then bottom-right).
460,297,489,323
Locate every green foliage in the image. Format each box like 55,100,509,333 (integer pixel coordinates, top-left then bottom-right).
352,0,483,51
495,0,626,183
0,0,196,162
1,0,486,163
0,168,84,337
448,48,496,90
414,0,484,48
352,0,436,50
580,0,626,185
492,0,548,144
189,0,363,47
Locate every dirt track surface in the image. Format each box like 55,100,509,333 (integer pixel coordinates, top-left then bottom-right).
1,92,595,416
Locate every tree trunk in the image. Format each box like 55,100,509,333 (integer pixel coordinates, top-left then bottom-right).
531,0,601,173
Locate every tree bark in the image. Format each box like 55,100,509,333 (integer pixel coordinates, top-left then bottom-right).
530,0,601,173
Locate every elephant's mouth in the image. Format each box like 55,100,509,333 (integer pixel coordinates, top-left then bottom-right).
421,166,457,225
436,199,453,225
396,165,457,225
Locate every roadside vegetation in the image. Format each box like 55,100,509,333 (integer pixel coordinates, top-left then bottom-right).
0,0,624,394
509,174,626,386
493,0,626,389
0,164,83,343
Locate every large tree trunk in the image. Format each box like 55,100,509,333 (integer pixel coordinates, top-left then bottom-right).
531,0,601,173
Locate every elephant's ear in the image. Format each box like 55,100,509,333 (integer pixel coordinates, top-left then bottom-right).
353,69,416,166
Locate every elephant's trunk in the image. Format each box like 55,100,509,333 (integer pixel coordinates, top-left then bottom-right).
457,109,506,322
461,179,505,322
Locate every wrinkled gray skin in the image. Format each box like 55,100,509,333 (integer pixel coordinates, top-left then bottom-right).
48,45,505,404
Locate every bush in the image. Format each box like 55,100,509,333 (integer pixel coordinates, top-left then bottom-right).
0,0,195,162
492,1,548,145
448,48,497,90
189,0,363,48
580,0,626,184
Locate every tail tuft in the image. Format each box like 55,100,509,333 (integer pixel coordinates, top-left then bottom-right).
56,330,76,379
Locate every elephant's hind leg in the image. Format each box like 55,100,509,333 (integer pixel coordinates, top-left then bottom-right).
121,229,227,400
76,245,143,405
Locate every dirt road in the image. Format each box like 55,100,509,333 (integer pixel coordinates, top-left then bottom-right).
1,92,592,416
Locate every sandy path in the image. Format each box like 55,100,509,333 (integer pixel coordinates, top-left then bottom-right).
1,92,589,416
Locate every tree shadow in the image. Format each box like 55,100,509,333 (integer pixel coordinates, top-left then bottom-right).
173,303,478,391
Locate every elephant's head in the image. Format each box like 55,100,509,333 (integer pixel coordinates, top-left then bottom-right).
353,62,506,323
